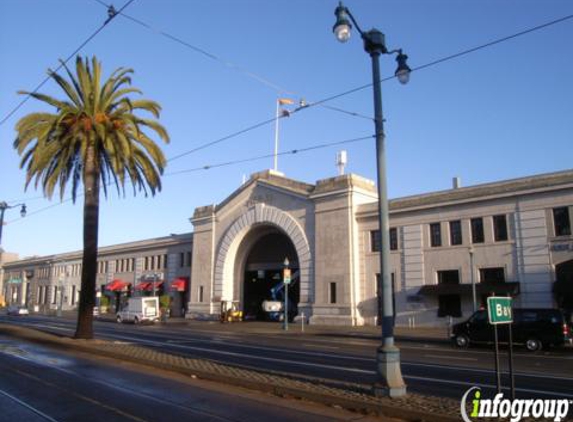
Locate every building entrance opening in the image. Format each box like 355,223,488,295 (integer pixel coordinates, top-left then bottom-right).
555,260,573,321
242,231,299,321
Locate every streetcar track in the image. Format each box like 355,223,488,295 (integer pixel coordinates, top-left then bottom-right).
0,342,276,422
0,387,61,422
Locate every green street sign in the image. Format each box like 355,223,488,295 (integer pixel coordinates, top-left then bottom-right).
487,297,513,325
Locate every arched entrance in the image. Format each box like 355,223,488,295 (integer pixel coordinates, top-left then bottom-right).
212,204,313,320
240,229,299,321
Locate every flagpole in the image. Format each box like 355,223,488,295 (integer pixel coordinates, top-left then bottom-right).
273,99,280,172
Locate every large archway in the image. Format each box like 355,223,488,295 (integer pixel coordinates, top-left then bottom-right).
239,229,299,320
212,204,313,318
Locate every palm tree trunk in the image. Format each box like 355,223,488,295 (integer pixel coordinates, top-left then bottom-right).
74,143,100,339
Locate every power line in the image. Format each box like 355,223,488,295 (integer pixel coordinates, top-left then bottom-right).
5,197,74,226
90,0,371,122
0,0,137,127
166,11,573,162
4,134,374,225
91,0,294,95
5,11,573,211
167,135,373,175
167,116,278,162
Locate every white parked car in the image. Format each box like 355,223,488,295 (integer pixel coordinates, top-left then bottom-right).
116,297,159,324
7,305,29,316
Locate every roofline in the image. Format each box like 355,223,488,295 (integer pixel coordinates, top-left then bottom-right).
2,232,193,268
358,168,573,216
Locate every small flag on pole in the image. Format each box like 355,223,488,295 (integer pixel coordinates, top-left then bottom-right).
278,98,294,105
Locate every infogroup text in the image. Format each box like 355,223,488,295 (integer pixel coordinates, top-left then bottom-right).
461,387,571,422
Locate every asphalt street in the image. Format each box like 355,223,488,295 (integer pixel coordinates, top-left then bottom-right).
2,314,572,403
0,334,392,422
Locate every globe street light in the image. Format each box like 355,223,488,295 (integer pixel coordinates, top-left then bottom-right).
333,1,410,398
0,201,27,247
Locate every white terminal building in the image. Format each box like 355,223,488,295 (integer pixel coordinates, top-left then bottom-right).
2,168,573,327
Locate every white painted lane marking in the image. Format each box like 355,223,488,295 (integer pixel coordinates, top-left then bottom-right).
104,332,374,374
0,388,61,422
402,361,573,382
404,375,573,398
15,321,573,383
423,354,477,361
302,344,340,350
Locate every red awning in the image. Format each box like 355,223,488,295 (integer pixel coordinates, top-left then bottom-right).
106,279,130,292
171,278,188,292
134,282,150,291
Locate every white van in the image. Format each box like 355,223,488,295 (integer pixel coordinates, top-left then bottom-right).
116,297,159,324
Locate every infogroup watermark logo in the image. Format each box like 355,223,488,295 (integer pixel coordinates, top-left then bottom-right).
461,387,571,422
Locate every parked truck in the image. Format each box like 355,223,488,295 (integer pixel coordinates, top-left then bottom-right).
116,297,159,324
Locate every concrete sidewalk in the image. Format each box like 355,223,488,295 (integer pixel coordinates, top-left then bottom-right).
0,321,461,422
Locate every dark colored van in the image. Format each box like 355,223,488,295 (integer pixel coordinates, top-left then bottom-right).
452,308,572,352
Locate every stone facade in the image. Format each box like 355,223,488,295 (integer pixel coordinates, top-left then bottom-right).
2,169,573,327
1,234,192,316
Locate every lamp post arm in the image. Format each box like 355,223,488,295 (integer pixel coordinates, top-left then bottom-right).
343,7,365,37
0,207,5,247
0,201,26,247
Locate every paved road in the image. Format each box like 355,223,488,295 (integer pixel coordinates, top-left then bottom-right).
0,334,390,422
2,315,572,402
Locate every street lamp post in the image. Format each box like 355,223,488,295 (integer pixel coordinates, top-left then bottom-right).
0,201,27,247
333,2,410,398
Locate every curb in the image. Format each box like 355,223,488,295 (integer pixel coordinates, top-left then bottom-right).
0,323,460,422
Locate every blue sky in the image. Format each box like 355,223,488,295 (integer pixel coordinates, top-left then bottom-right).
1,0,572,258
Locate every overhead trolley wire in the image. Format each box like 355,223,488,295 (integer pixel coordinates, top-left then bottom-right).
5,11,573,216
164,11,573,163
4,134,373,225
166,135,374,175
90,0,373,121
0,0,138,127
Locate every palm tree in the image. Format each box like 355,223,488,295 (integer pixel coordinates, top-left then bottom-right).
14,56,169,339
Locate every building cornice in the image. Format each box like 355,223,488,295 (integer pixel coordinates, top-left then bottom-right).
357,169,573,218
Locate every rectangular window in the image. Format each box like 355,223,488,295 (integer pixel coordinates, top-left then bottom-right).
370,230,381,252
72,285,76,305
329,282,337,304
164,254,168,269
389,228,398,251
180,253,185,267
199,286,204,303
144,257,149,271
553,207,571,236
430,223,442,247
449,220,462,245
437,270,460,285
371,229,398,252
471,217,484,244
493,215,508,242
479,267,505,284
186,252,192,267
